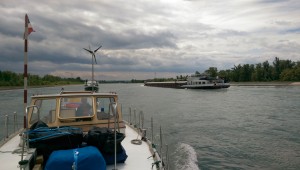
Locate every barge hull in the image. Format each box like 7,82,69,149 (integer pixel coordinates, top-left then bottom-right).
144,81,186,88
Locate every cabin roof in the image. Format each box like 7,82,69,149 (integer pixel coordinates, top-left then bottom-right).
31,91,118,98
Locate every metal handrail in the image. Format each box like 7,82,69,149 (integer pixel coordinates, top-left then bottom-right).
0,112,20,142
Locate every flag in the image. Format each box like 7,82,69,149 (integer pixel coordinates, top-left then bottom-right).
24,14,35,39
27,15,35,35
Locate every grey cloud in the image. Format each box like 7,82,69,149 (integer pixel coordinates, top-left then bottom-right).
0,0,300,80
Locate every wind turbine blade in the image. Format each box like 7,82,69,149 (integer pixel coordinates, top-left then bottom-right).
83,48,93,54
94,45,102,53
93,54,97,64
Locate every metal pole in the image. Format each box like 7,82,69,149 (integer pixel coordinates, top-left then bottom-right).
166,144,169,170
129,107,131,124
112,103,117,170
160,126,163,163
14,112,17,132
134,108,136,127
141,111,144,129
139,111,141,129
26,107,29,151
151,117,153,142
120,103,122,114
92,51,94,92
24,14,28,129
5,115,8,138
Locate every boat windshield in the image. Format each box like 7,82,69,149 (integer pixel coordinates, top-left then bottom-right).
30,98,57,124
60,97,93,118
96,97,115,120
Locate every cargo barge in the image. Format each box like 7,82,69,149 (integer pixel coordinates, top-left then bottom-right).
144,74,230,89
144,81,187,88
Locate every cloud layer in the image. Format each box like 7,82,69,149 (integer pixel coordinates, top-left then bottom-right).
0,0,299,80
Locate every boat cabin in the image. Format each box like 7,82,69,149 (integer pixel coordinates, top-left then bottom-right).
186,74,224,85
27,91,125,132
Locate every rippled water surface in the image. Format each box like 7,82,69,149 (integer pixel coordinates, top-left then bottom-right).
1,84,300,169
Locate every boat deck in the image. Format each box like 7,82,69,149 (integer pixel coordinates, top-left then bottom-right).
144,81,187,88
0,125,156,170
0,132,36,170
107,124,155,170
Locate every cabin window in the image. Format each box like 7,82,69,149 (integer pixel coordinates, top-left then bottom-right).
30,98,56,124
96,97,115,120
60,97,93,118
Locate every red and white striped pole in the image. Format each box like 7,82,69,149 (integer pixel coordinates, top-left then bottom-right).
23,14,35,129
23,14,28,129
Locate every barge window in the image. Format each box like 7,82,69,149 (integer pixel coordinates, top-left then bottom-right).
96,97,115,120
30,99,56,124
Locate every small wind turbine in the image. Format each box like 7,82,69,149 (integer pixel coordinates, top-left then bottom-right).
83,45,102,91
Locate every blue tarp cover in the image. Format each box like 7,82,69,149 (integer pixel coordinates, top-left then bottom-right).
45,146,106,170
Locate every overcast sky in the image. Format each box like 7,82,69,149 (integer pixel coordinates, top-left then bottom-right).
0,0,299,80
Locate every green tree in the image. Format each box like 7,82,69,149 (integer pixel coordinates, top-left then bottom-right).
218,69,231,82
230,65,242,82
272,57,295,80
262,60,273,81
280,61,300,81
205,67,218,77
252,63,263,81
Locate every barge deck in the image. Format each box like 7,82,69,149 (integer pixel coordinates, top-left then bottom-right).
144,81,187,88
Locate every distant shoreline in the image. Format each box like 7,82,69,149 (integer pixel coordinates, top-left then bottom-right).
0,82,299,91
0,84,80,91
230,82,300,86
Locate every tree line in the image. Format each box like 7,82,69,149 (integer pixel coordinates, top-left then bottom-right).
176,57,299,82
1,57,299,86
0,71,83,86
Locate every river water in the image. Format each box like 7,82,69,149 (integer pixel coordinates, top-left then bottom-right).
0,84,299,170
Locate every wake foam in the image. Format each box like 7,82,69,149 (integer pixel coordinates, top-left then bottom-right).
173,143,199,170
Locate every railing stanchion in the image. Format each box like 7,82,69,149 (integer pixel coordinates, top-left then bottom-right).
5,114,9,138
151,117,154,143
166,144,169,170
141,111,144,129
134,108,136,127
129,107,131,124
139,111,141,129
14,112,17,132
159,126,164,169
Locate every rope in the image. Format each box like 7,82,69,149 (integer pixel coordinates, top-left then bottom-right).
131,128,142,145
131,139,142,145
25,126,80,142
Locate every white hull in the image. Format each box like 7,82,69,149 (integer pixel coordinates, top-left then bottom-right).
181,83,230,89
